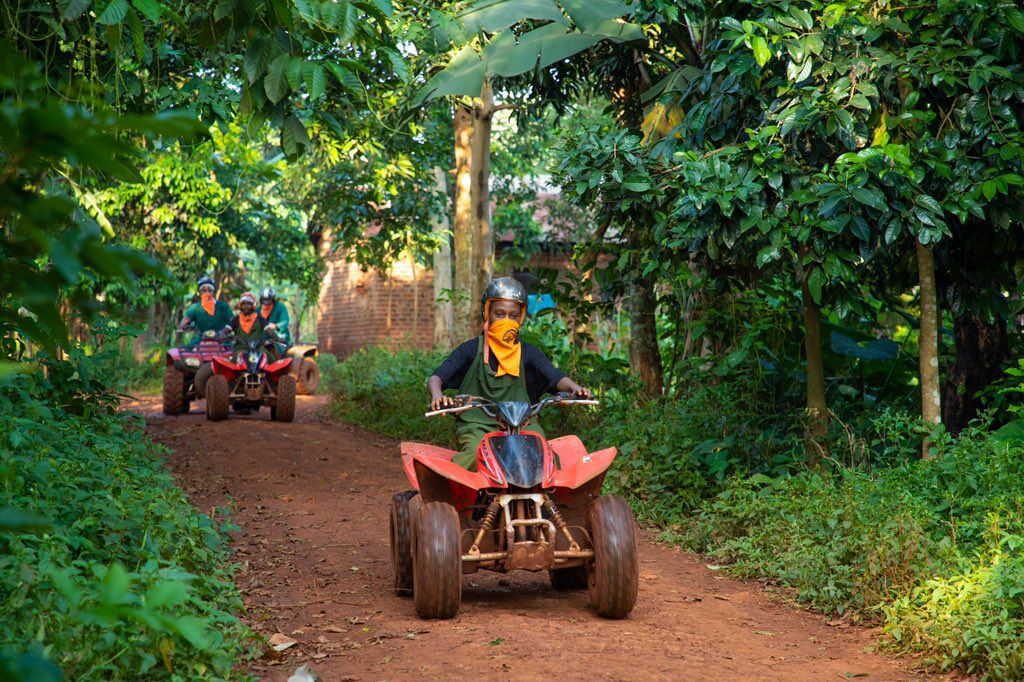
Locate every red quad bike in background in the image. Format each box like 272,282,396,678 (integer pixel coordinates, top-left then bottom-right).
204,334,297,422
162,329,233,415
390,394,639,620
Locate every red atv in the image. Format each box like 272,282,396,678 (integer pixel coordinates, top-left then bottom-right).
204,336,297,422
162,330,233,416
391,394,638,620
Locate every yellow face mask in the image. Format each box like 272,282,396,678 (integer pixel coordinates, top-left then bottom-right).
486,317,522,377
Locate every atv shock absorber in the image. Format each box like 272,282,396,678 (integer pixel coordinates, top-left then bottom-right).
467,498,502,556
544,498,582,552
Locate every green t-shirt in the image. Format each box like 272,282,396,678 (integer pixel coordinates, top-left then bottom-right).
185,300,233,338
259,302,291,346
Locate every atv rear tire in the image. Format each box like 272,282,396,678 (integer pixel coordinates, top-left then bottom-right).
162,365,187,415
296,358,320,395
271,375,297,422
194,363,214,397
205,375,229,421
587,494,638,619
413,502,461,619
390,491,422,597
550,565,588,590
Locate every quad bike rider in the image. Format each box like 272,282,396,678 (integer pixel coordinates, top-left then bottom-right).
204,292,297,422
259,287,321,395
162,276,233,415
390,277,639,620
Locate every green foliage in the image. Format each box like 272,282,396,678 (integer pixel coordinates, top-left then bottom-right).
684,426,1024,677
0,366,253,679
325,346,456,447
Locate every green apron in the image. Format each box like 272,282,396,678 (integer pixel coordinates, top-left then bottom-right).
453,337,544,470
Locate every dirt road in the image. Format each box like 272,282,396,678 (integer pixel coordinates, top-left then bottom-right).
136,394,931,681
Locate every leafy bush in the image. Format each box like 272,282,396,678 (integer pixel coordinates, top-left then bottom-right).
683,425,1024,677
325,345,455,447
0,368,254,680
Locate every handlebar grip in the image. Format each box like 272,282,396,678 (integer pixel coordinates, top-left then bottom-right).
424,404,475,418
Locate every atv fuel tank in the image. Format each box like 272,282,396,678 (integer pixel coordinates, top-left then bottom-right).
485,434,545,488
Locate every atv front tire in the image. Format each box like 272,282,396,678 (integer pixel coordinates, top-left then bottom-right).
296,358,320,395
162,365,187,415
390,491,422,597
271,375,297,422
550,565,589,590
587,494,638,619
205,375,229,421
413,502,461,619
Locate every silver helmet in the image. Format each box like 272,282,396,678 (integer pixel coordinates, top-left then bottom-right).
481,277,528,314
259,287,276,302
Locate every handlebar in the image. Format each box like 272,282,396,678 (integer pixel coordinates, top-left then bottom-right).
424,393,599,419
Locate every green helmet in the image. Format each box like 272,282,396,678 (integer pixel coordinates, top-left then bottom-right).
482,277,528,313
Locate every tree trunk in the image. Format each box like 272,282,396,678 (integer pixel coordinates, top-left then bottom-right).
941,312,1006,434
453,104,476,342
408,231,420,343
626,262,663,398
801,276,828,466
916,239,941,457
431,166,454,348
471,81,495,305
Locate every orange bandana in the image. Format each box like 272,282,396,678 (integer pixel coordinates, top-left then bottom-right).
238,312,257,334
260,302,274,320
486,318,521,377
200,292,216,316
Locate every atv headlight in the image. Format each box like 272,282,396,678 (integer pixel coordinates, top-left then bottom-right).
248,353,259,365
184,357,201,368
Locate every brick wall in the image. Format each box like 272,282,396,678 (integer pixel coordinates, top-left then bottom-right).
317,254,436,359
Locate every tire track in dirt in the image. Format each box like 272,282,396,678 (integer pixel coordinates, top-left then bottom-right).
132,394,936,681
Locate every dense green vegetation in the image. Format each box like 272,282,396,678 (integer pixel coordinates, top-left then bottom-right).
0,346,253,680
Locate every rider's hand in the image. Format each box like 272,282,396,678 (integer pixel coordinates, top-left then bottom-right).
430,394,457,411
266,323,277,331
573,386,592,399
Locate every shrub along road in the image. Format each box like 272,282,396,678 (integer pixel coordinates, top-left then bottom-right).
136,394,936,680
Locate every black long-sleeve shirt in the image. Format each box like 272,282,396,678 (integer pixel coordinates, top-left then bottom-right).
431,338,567,404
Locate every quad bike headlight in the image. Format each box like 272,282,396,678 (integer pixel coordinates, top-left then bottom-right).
248,353,259,365
184,357,201,368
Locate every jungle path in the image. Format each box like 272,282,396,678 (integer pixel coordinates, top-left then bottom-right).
133,394,935,681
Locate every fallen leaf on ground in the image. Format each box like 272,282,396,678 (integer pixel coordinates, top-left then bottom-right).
755,631,776,637
269,633,298,652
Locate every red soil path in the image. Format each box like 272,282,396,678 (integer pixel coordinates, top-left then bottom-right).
133,394,937,681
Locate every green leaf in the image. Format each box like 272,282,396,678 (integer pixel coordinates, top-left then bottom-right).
307,63,327,101
97,0,129,24
418,45,485,102
830,332,898,361
1006,8,1024,34
285,56,304,89
264,54,290,104
560,0,630,31
243,37,270,84
281,114,309,159
60,0,91,22
327,62,363,94
384,47,409,82
807,268,824,304
172,615,213,650
0,508,53,533
751,36,770,67
850,186,886,211
459,0,565,33
131,0,162,21
145,580,189,609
